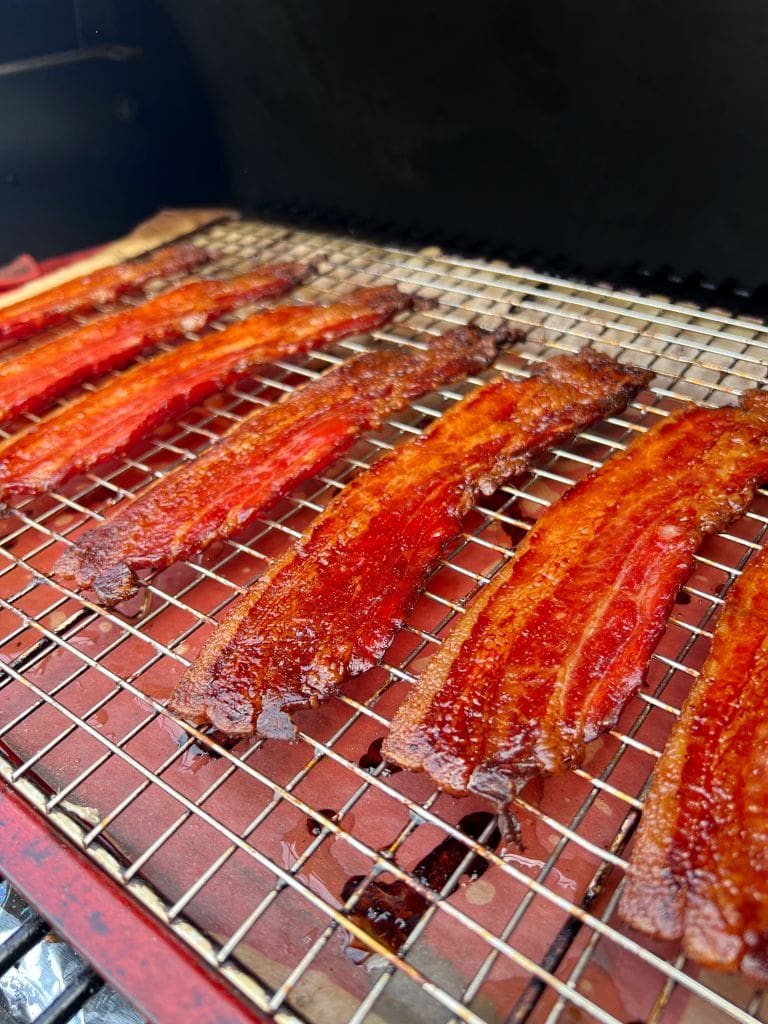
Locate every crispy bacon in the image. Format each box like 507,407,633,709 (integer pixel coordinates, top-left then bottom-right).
0,286,414,503
169,348,651,738
0,244,210,349
383,391,768,808
54,325,506,605
0,262,311,424
620,542,768,985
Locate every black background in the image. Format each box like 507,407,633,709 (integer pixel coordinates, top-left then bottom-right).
2,0,767,291
0,0,225,260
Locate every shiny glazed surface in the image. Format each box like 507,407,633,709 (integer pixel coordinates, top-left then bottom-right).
0,285,411,502
0,261,311,423
620,541,768,985
384,392,768,808
170,348,651,738
0,244,210,348
54,324,504,605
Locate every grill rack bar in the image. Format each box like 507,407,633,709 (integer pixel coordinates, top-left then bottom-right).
0,217,766,1024
0,885,108,1024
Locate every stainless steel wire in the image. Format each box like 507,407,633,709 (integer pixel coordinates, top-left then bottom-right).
0,217,766,1024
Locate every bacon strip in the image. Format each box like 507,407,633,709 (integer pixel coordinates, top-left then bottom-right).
54,325,506,605
383,391,768,808
620,541,768,986
0,244,210,349
0,286,414,503
169,348,651,738
0,262,311,424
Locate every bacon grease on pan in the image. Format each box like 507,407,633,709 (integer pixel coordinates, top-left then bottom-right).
620,540,768,986
383,391,768,809
54,324,508,605
0,261,312,424
169,348,652,739
342,811,500,955
0,243,210,349
0,286,414,504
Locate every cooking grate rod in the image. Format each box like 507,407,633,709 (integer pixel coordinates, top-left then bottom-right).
0,881,109,1024
0,910,49,975
34,967,104,1024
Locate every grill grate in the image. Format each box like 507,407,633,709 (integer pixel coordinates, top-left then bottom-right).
1,216,767,1024
0,877,134,1024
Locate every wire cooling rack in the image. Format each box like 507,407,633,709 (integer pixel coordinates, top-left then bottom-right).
1,216,767,1024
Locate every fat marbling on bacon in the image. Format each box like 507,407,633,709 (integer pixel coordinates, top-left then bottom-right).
54,324,510,605
384,391,768,808
169,347,652,738
620,537,768,986
0,285,414,503
0,243,210,349
0,261,313,424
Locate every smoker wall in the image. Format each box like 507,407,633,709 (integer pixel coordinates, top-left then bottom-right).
4,0,768,291
0,0,226,263
161,0,768,288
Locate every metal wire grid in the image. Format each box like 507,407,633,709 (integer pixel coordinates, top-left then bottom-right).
0,216,766,1024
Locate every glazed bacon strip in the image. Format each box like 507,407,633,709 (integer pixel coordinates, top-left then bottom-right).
620,543,768,986
54,325,505,605
0,244,211,349
0,261,311,424
384,392,768,808
0,286,413,503
169,348,651,738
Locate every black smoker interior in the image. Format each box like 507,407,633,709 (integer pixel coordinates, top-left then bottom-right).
3,0,768,298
